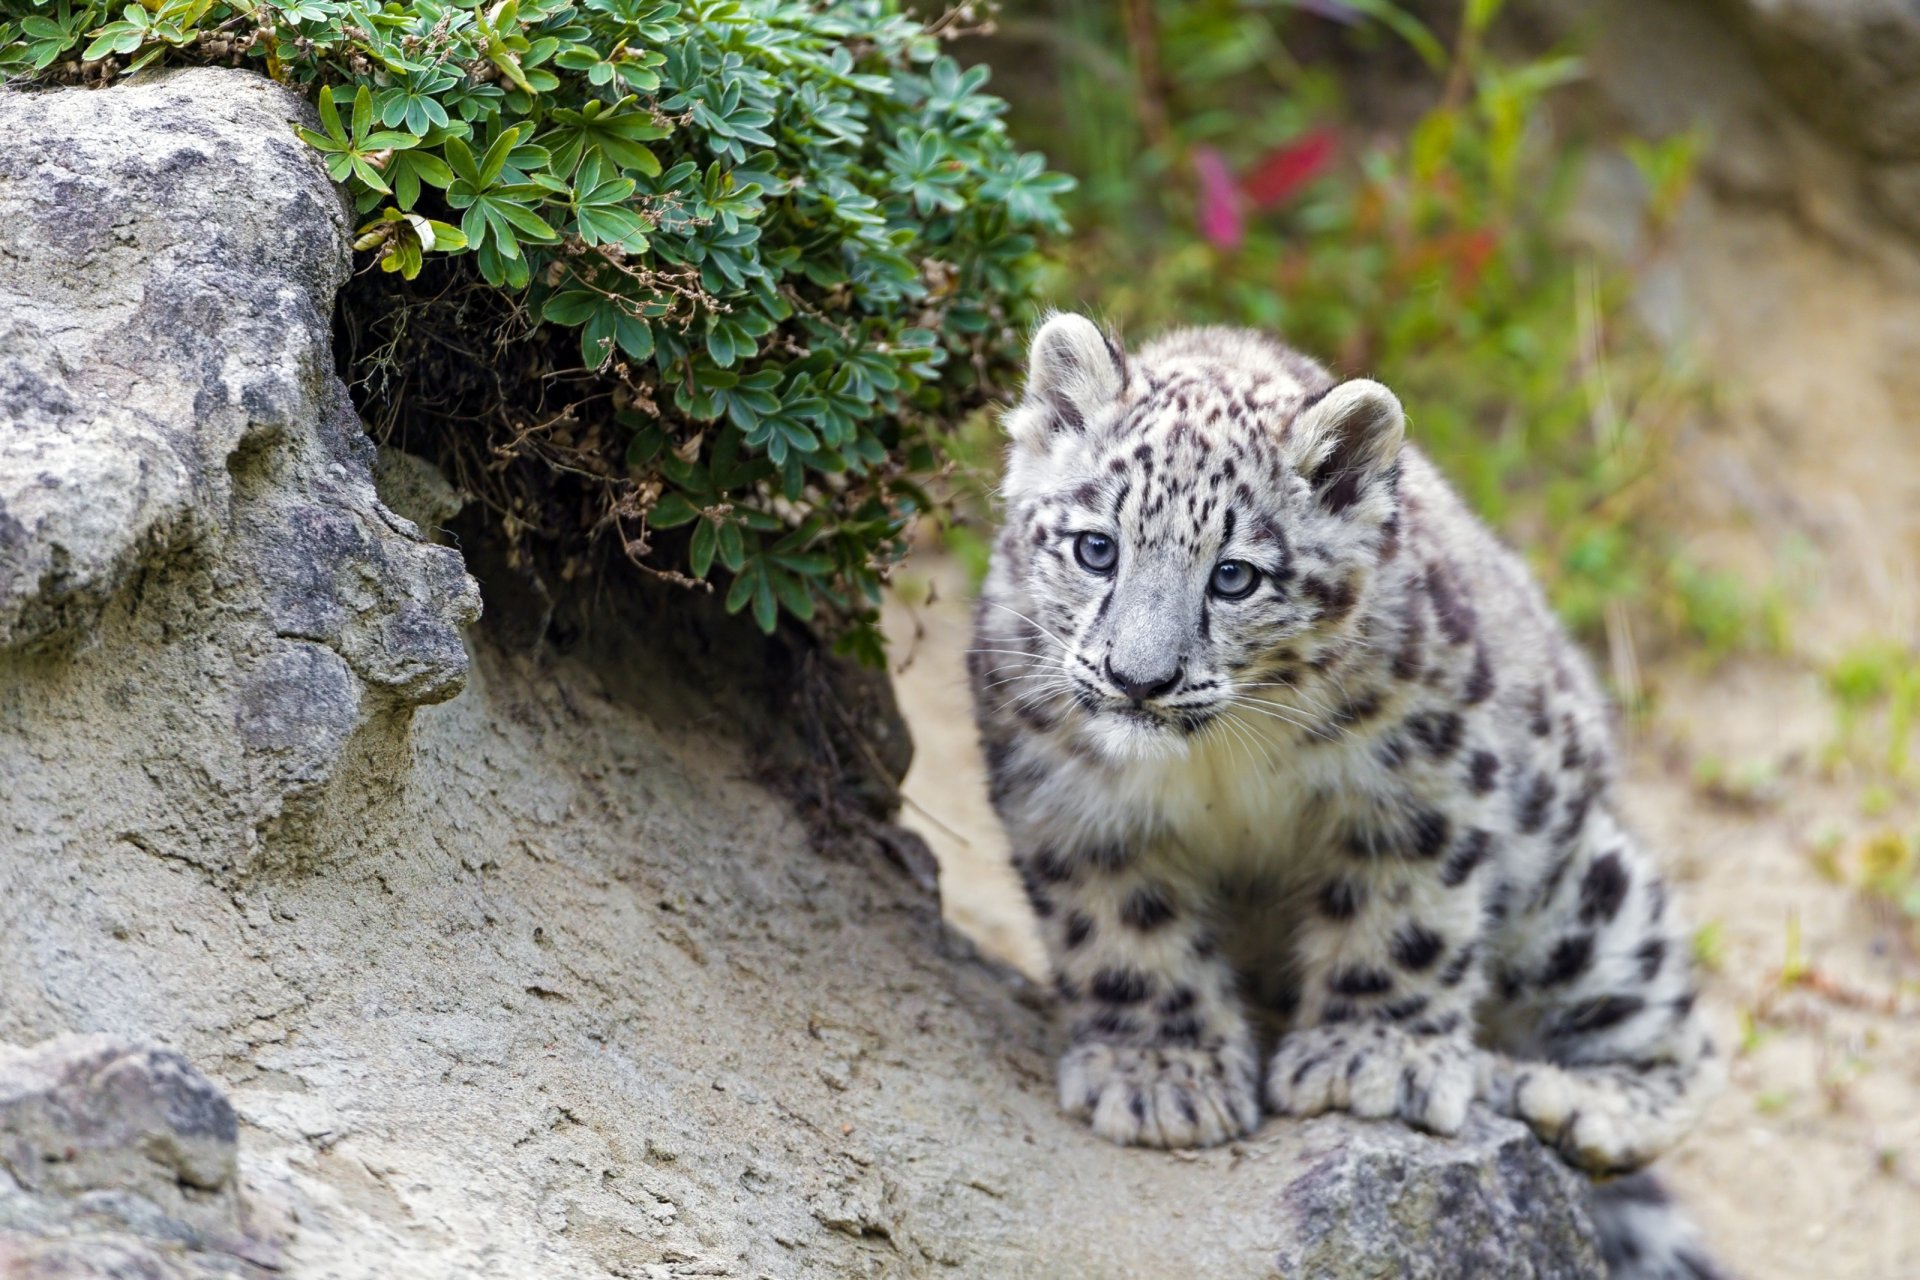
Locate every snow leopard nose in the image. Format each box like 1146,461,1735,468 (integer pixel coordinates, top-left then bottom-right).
1105,656,1183,702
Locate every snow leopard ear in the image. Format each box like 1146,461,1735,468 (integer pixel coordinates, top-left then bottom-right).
1008,313,1127,448
1294,378,1405,515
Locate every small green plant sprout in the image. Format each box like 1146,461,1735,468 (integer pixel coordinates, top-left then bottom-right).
1623,128,1705,241
1692,754,1783,811
1807,826,1847,884
353,208,468,279
1779,910,1810,988
1856,828,1920,953
1824,641,1920,777
1691,919,1726,975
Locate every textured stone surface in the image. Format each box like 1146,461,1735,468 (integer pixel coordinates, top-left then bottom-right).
0,69,1603,1278
0,1035,273,1280
0,1036,238,1199
0,70,480,869
1711,0,1920,160
1704,0,1920,235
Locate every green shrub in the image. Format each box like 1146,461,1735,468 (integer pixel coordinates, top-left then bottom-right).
1,0,1069,660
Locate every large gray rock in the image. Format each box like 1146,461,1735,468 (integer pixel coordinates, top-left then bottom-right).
0,69,1604,1277
1705,0,1920,236
1710,0,1920,160
0,1036,274,1280
0,70,480,868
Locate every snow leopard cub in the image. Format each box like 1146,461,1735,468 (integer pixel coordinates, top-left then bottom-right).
970,316,1724,1277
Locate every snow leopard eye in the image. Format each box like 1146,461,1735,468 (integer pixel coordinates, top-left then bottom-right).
1074,531,1118,574
1209,560,1260,599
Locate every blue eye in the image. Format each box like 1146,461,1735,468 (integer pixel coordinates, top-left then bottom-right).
1074,531,1118,573
1210,560,1259,599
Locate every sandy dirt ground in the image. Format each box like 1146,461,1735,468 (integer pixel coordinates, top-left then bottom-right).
879,176,1920,1275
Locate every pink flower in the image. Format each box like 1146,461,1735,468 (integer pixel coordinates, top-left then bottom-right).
1191,145,1245,251
1242,130,1337,209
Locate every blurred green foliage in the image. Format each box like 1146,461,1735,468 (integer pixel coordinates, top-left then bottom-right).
944,0,1777,677
0,0,1069,658
1825,642,1920,778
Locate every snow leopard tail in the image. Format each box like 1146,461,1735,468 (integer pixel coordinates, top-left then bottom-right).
1588,1172,1728,1280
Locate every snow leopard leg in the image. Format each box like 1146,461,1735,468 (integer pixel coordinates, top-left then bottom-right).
1483,810,1724,1174
1014,843,1261,1149
1265,802,1489,1136
1589,1173,1728,1280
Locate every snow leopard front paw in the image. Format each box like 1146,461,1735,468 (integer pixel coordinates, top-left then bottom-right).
1266,1023,1476,1136
1058,1039,1261,1149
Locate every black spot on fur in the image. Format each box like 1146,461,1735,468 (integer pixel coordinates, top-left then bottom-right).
1091,967,1153,1005
1013,697,1062,733
1318,878,1365,920
1410,1013,1463,1037
1342,809,1448,860
1526,686,1551,737
1552,776,1601,847
1442,828,1493,888
1381,994,1430,1022
1439,945,1476,988
1392,601,1426,681
1159,986,1197,1016
1390,924,1446,972
1120,882,1178,931
1160,1013,1204,1045
1406,710,1465,759
1029,848,1074,885
1516,773,1557,834
1424,562,1476,644
1329,689,1384,729
1376,734,1411,770
1635,938,1666,982
1064,913,1094,950
1301,573,1359,623
1463,642,1495,704
1410,808,1451,859
1087,1009,1139,1037
1467,750,1499,794
1330,966,1394,997
1551,995,1646,1040
1542,933,1595,986
1578,853,1632,925
1560,720,1586,771
1018,875,1053,919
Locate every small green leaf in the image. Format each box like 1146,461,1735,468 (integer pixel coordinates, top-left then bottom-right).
649,493,699,528
750,565,777,633
689,518,717,577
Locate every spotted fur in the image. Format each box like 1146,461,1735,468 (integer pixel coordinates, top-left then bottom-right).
970,316,1724,1271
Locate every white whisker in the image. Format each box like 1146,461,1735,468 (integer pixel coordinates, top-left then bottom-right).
984,600,1075,657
